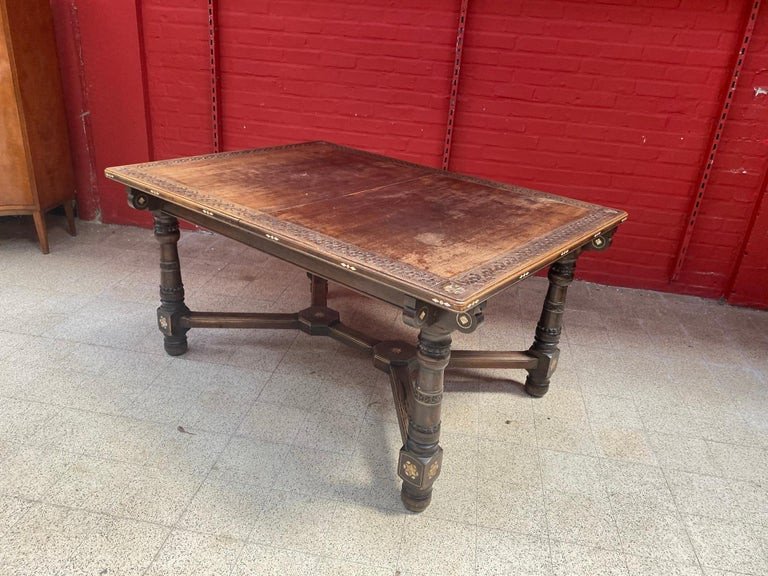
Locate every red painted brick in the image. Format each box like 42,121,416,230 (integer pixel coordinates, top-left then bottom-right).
73,0,766,307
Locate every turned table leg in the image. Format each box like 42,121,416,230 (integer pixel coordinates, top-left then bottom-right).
309,274,328,307
153,212,190,356
398,323,450,512
524,251,578,397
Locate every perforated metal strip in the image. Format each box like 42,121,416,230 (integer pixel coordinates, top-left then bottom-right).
672,0,762,281
442,0,470,170
208,0,222,153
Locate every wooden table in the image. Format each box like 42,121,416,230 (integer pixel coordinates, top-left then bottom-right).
106,141,627,512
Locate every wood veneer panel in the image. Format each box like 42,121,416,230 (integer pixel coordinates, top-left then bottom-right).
270,172,590,278
0,4,30,209
2,0,73,210
122,144,432,212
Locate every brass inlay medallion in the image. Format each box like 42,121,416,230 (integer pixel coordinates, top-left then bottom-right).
402,460,419,480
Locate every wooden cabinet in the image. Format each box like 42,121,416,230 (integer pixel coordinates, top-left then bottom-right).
0,0,75,253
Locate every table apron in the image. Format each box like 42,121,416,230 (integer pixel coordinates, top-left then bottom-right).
159,202,409,310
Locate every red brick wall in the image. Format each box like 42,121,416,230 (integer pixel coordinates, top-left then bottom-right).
217,0,458,162
141,0,211,160
729,177,768,307
53,0,768,307
451,0,748,294
51,0,153,225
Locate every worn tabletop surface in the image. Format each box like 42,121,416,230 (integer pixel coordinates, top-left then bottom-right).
106,141,627,310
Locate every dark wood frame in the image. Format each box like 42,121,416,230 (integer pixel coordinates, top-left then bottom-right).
128,189,616,511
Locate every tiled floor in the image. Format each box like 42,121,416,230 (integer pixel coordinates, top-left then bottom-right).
1,215,767,576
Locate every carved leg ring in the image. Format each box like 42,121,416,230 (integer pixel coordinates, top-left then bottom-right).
524,252,578,397
153,212,190,356
399,324,450,512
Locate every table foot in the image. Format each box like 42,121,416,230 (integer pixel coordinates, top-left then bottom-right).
524,381,549,398
524,252,578,397
163,335,188,356
401,484,433,513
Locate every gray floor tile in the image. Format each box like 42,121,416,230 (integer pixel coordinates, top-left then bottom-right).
233,543,320,575
236,401,308,444
478,438,540,485
535,414,598,456
685,515,768,574
532,387,589,422
0,496,33,535
665,469,746,523
600,460,678,512
0,504,104,575
648,433,721,476
550,540,630,576
58,516,169,576
2,221,768,576
0,445,78,500
257,370,323,411
293,409,365,455
277,445,349,498
540,449,606,497
250,491,339,555
592,423,657,465
323,501,406,567
27,409,165,464
624,555,704,576
313,557,394,576
478,405,537,444
0,399,60,444
207,436,289,487
145,529,245,576
144,426,230,476
476,528,551,575
42,455,142,514
705,441,768,484
612,499,697,564
585,394,643,429
546,490,622,550
114,468,203,526
177,480,267,540
397,516,476,576
333,451,403,511
476,479,546,536
422,470,478,525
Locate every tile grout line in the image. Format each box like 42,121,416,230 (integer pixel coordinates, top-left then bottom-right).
529,381,555,573
579,382,633,575
635,379,707,576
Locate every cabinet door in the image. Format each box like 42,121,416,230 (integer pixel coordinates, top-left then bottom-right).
0,25,32,208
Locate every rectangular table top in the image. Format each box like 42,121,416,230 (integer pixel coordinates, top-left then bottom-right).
106,141,627,311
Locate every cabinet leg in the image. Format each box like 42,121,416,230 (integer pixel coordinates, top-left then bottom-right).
32,211,49,254
399,324,450,512
153,212,190,356
524,252,578,397
64,201,76,236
